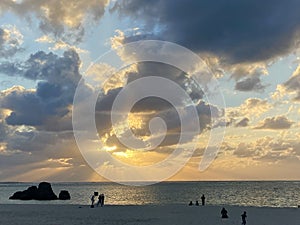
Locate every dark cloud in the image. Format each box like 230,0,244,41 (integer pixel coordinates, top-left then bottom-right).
115,0,300,64
283,65,300,101
24,50,81,86
254,115,294,130
235,117,249,127
127,62,204,105
0,116,81,167
113,0,300,92
0,27,23,58
36,82,62,99
96,96,215,148
0,61,23,75
235,76,265,92
0,120,8,142
95,61,222,149
0,28,6,47
0,50,82,130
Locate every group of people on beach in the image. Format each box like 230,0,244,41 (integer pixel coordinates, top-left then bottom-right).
90,192,105,208
189,194,206,206
221,207,247,224
220,207,247,224
219,207,247,224
189,194,247,224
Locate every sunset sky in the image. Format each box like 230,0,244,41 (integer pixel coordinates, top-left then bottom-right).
0,0,299,182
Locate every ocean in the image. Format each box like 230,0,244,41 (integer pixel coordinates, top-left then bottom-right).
0,181,299,207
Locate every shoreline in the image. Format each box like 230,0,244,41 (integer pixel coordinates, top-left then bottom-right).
2,202,300,208
0,204,299,225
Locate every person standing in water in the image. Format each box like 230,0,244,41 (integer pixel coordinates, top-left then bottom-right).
241,211,247,225
201,194,205,206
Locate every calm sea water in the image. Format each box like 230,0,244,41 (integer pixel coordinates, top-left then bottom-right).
0,181,299,207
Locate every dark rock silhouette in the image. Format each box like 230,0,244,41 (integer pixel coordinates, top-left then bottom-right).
10,186,38,200
36,182,58,200
9,182,67,201
59,190,71,200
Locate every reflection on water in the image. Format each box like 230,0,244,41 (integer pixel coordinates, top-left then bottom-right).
0,181,299,207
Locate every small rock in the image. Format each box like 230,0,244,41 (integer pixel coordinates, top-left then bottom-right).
59,190,71,200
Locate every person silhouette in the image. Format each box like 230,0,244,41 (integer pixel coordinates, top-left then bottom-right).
195,200,199,206
97,194,101,207
90,194,95,208
221,207,228,218
188,201,193,206
201,194,205,206
100,193,105,207
241,211,247,225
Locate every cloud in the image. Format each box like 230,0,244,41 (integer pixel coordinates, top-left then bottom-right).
113,0,300,92
0,49,82,131
23,50,82,85
0,107,86,179
185,54,269,91
112,25,270,92
226,98,271,124
1,0,109,44
114,0,300,64
35,35,88,53
0,130,94,181
0,121,8,142
1,87,45,126
283,64,300,101
235,76,266,92
255,115,294,130
235,117,249,127
232,136,300,164
93,61,222,149
225,98,275,128
233,142,258,158
241,98,271,113
0,25,23,58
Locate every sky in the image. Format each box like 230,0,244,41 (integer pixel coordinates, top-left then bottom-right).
0,0,299,182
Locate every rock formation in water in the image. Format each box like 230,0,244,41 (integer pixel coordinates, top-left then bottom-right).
9,182,70,201
58,190,71,200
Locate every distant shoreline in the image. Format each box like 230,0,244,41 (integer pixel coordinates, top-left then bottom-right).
1,180,300,184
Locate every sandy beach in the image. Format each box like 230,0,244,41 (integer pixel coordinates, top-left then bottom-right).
0,204,299,225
